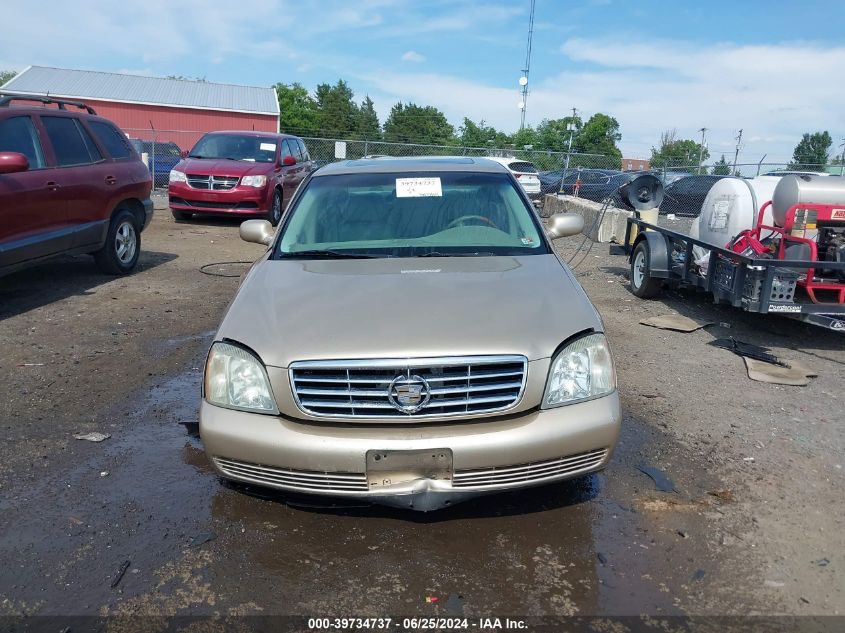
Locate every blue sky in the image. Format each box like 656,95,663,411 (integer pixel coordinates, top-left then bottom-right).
2,0,844,163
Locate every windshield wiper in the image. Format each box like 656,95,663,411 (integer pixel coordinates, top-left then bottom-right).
280,250,383,259
414,251,496,257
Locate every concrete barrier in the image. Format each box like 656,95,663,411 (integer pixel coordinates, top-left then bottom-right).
543,194,634,244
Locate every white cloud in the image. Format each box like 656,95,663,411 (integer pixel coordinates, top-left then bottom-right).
401,51,426,63
360,38,845,164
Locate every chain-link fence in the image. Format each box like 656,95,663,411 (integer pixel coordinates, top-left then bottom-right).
120,127,842,218
123,129,204,189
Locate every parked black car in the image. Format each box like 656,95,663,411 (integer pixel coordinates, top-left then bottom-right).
659,175,727,217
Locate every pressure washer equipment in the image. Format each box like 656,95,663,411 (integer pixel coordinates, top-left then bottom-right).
729,175,845,303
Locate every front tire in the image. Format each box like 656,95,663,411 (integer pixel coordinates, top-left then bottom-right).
266,188,283,226
630,240,662,298
94,208,141,275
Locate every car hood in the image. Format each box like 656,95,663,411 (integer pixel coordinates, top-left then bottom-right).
175,157,270,177
216,254,603,367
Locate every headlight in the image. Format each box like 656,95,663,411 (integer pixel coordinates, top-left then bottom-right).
241,175,267,187
542,333,616,408
204,342,277,413
169,169,187,183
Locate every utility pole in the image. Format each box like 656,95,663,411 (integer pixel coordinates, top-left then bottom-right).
518,0,535,130
732,129,743,175
563,107,577,172
839,139,845,176
698,127,708,175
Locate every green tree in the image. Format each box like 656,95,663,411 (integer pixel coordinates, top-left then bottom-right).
0,69,16,86
383,102,455,145
314,80,359,137
575,114,621,154
459,118,509,148
712,154,731,175
789,131,832,170
274,82,320,135
650,129,709,170
509,125,538,150
356,96,381,140
532,117,580,152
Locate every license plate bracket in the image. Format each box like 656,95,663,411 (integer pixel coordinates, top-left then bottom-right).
366,449,453,489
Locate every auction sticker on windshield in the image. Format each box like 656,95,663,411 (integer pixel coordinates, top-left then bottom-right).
259,143,276,152
396,177,442,197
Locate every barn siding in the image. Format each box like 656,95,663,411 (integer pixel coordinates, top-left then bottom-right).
81,99,278,149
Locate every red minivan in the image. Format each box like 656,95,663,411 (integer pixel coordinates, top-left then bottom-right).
0,95,153,277
168,131,312,225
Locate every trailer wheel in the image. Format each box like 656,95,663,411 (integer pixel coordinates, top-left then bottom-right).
630,241,663,298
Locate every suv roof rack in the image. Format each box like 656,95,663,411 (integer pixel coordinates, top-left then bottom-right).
0,94,97,115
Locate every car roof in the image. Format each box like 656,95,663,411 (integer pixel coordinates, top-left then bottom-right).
313,156,510,176
485,156,535,166
200,130,298,140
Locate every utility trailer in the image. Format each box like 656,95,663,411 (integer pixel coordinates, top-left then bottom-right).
621,217,845,333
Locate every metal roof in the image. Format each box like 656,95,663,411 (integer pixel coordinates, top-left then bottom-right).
0,66,279,116
315,156,509,176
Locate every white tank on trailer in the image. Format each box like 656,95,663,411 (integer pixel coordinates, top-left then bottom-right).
691,176,780,250
772,174,845,226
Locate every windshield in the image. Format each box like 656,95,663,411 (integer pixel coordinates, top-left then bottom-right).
189,133,277,163
276,171,549,258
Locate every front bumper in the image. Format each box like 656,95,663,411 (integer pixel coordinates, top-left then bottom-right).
200,392,621,511
168,182,272,215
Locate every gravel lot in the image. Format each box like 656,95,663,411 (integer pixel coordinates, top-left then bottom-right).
0,197,842,621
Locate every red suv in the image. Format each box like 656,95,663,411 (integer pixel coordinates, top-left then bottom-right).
168,131,312,225
0,95,153,277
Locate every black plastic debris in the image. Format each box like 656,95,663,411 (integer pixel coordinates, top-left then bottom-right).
445,593,465,615
189,532,217,547
110,560,131,588
710,338,788,367
636,465,678,492
597,552,608,565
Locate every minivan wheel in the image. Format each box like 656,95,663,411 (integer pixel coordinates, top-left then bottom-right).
267,189,282,226
171,209,192,222
630,240,662,298
94,208,141,275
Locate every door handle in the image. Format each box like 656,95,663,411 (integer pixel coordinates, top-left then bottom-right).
105,176,117,185
46,181,61,191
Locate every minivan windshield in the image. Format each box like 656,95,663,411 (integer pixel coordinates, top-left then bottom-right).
189,133,277,163
276,171,549,258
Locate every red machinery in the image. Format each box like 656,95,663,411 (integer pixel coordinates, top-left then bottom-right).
730,176,845,304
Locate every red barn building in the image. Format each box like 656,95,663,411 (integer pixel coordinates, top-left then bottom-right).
0,66,279,151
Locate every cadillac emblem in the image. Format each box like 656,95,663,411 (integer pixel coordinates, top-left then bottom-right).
387,374,431,413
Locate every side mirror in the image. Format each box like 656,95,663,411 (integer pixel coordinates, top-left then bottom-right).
181,150,188,158
240,219,274,246
0,152,30,174
546,212,584,239
282,155,297,166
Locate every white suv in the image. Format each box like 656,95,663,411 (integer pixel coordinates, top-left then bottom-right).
487,157,542,203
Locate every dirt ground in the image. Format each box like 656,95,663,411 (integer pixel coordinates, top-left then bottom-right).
0,196,843,624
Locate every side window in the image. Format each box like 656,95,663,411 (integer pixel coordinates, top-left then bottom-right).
281,139,296,159
0,116,45,168
88,120,132,159
297,139,310,162
41,116,102,166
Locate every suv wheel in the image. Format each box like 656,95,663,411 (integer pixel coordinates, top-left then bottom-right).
171,209,192,222
267,189,282,226
94,208,141,275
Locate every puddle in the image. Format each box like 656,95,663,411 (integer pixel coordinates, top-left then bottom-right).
0,345,757,617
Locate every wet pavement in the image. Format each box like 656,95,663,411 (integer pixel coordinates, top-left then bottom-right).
0,341,746,618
